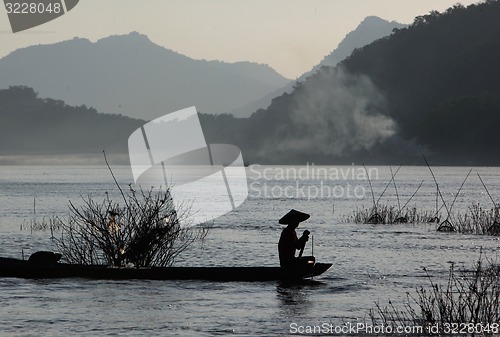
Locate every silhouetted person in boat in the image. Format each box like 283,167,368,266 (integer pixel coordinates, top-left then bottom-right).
278,209,310,267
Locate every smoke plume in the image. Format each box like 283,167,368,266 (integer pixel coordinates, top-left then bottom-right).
260,66,396,160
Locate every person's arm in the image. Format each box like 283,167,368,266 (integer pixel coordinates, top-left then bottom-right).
296,230,310,250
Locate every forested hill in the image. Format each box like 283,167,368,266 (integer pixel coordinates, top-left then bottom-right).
0,86,144,159
201,0,500,165
340,0,500,163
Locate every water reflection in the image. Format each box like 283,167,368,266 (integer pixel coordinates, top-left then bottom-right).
276,280,325,317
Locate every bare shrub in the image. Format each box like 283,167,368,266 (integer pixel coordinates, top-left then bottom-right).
53,186,208,267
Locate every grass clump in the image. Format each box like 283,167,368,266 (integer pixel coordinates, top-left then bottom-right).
20,216,62,236
455,204,500,236
344,205,439,225
369,255,500,336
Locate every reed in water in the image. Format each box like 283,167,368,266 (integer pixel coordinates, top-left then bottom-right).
369,254,500,335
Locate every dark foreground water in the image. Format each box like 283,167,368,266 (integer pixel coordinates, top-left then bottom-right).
0,165,499,336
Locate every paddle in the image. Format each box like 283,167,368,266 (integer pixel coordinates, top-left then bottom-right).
298,245,305,258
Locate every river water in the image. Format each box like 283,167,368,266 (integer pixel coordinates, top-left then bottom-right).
0,165,499,336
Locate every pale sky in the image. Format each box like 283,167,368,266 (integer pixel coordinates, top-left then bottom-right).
0,0,481,79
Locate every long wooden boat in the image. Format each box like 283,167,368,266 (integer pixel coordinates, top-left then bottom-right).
0,256,332,282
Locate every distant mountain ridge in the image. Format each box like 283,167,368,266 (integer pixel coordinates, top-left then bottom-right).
0,86,143,164
229,16,407,117
312,16,407,71
0,32,290,120
200,1,500,165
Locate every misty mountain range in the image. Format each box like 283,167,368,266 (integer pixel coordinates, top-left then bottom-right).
0,32,289,120
228,16,407,117
1,3,500,166
0,16,405,120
